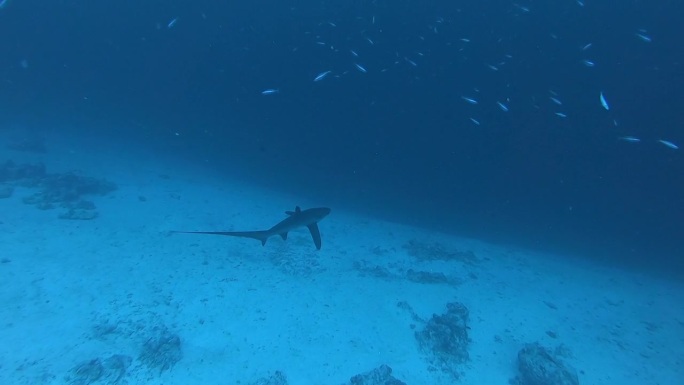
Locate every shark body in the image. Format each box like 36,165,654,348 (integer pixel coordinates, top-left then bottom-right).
174,206,331,250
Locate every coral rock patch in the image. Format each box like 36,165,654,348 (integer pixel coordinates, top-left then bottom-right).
139,328,182,374
66,355,132,385
1,160,116,219
348,365,407,385
514,343,579,385
416,302,470,379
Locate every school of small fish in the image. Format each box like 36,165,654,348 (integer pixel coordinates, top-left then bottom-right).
177,3,677,153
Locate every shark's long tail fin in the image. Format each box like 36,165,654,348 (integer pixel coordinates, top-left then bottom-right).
172,230,271,246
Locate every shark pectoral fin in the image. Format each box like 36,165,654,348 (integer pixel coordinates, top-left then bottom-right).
307,223,322,250
280,232,288,240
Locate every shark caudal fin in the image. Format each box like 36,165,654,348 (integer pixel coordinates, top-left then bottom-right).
172,230,271,246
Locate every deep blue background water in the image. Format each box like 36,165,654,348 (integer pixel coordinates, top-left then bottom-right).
1,0,682,272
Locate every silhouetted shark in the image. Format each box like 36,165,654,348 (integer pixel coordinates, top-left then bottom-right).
173,206,331,250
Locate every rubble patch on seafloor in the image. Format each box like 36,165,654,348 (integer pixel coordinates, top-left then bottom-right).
513,343,579,385
245,365,407,385
11,312,184,383
353,260,462,286
403,239,479,265
249,371,289,385
66,355,132,385
270,250,326,277
415,302,470,379
138,327,183,374
0,160,116,219
405,268,462,285
347,365,407,385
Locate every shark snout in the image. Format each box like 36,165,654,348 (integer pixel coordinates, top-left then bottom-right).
312,207,331,220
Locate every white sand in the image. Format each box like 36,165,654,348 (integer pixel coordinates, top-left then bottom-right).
0,130,682,385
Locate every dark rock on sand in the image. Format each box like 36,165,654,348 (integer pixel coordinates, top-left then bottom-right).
139,328,182,374
415,302,470,379
1,160,118,218
250,371,288,385
66,355,132,385
515,343,579,385
59,207,99,220
348,365,406,385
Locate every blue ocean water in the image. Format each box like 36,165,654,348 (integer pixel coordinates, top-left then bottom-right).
1,1,683,383
0,0,684,252
2,1,682,272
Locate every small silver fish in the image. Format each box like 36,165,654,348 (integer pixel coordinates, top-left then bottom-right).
657,139,679,149
635,33,652,43
314,71,331,82
618,136,640,143
600,91,610,110
261,89,279,95
461,96,478,105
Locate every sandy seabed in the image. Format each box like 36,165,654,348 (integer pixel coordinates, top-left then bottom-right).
0,131,682,385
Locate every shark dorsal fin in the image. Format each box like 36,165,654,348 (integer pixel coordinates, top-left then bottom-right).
285,206,302,216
